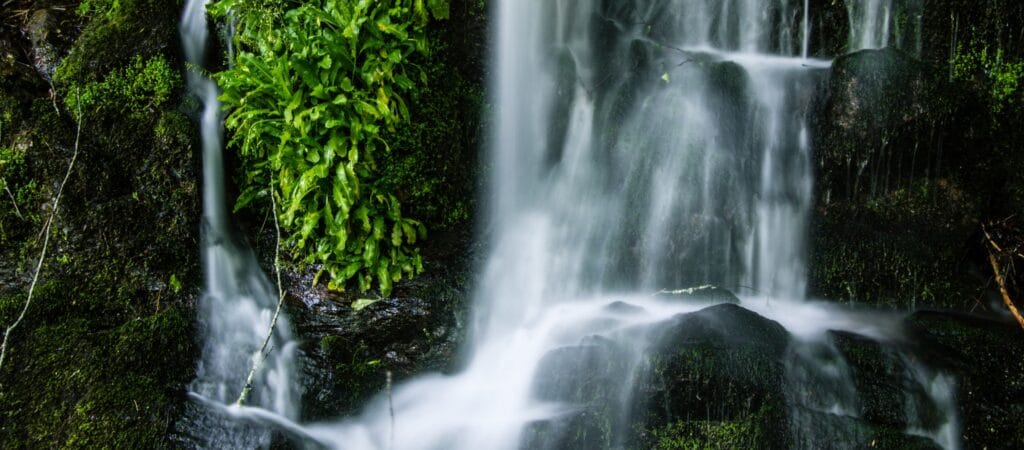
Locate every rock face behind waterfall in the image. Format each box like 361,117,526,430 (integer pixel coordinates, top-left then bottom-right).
810,0,1024,311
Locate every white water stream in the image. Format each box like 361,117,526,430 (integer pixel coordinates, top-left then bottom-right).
181,0,953,449
181,0,298,446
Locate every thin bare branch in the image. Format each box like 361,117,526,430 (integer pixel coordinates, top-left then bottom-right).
983,224,1024,330
987,251,1024,330
236,179,286,406
3,184,23,220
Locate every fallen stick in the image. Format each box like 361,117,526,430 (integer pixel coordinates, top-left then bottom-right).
987,250,1024,330
235,178,286,406
983,224,1024,329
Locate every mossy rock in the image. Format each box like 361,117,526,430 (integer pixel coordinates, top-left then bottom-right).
814,47,950,203
830,331,908,428
905,310,1024,449
0,0,199,447
920,0,1024,66
53,0,183,89
523,336,634,450
645,414,766,450
292,234,473,422
633,304,792,448
808,178,982,309
805,0,850,57
0,302,195,448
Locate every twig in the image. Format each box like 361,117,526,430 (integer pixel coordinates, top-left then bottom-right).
0,89,82,372
983,225,1024,330
982,226,1004,253
3,184,22,220
987,251,1024,329
48,79,60,115
235,176,286,405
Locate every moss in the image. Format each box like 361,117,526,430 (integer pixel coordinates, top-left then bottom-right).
377,1,487,232
64,54,180,121
906,311,1024,448
648,408,766,450
624,305,792,448
0,0,198,446
0,295,194,448
52,0,182,90
810,179,981,309
0,94,34,238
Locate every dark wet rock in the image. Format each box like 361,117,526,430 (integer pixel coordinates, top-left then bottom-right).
808,179,982,309
523,336,634,450
289,231,474,421
636,303,791,450
805,0,850,57
815,47,947,203
831,331,908,428
920,1,1024,66
1,1,201,446
905,310,1024,449
24,9,58,79
632,305,950,449
788,405,942,450
808,46,985,309
520,304,792,450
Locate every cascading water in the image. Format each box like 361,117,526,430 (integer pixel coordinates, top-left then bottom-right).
179,0,298,446
181,0,954,449
846,0,924,55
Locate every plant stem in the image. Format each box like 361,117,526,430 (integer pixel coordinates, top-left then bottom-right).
3,184,23,220
236,180,287,406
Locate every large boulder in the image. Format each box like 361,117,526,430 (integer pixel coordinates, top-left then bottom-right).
635,303,792,449
524,303,793,449
814,47,951,203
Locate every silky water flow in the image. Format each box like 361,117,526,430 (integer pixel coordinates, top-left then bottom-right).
180,1,957,449
178,0,299,447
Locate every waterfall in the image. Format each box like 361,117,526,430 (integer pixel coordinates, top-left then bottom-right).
848,0,892,50
179,1,954,449
179,0,298,446
847,0,923,54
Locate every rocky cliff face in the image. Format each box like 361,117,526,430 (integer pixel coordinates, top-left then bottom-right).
1,0,199,446
809,1,1024,312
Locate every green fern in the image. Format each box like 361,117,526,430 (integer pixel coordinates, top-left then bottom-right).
211,0,446,295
